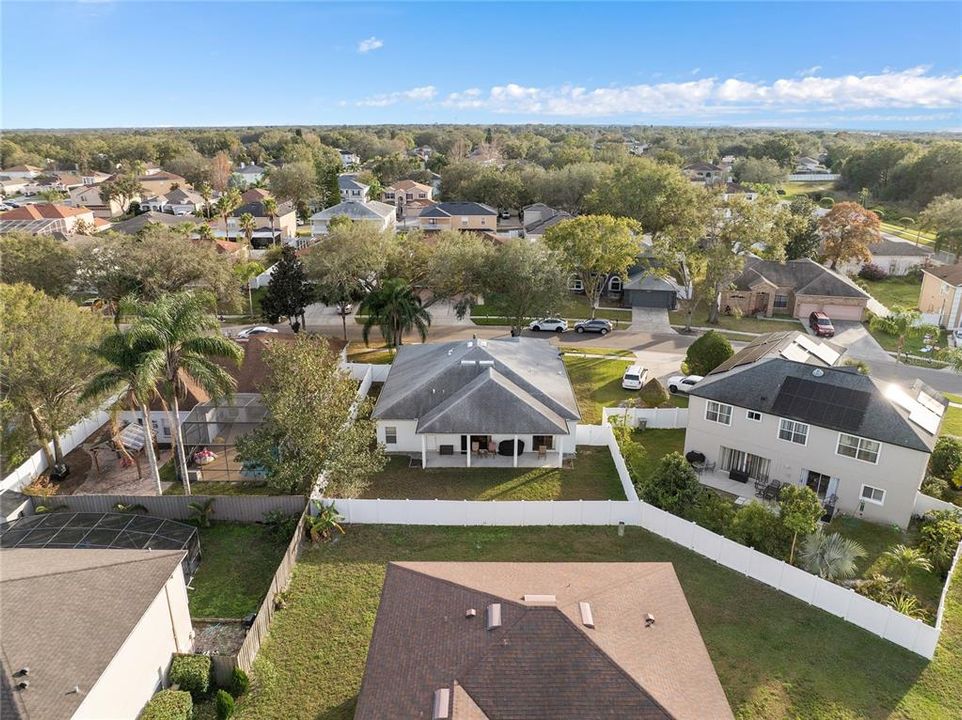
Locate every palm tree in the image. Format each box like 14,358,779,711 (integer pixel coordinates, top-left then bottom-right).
198,223,215,242
233,260,265,318
188,497,216,527
83,329,166,494
359,278,431,353
199,182,213,219
868,307,940,363
126,292,244,494
304,501,344,543
215,189,241,241
881,544,932,587
263,197,278,245
238,212,256,247
799,530,866,581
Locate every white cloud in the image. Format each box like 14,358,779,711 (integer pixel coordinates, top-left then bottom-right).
690,67,701,76
797,65,822,77
357,36,384,54
355,86,437,107
436,67,961,117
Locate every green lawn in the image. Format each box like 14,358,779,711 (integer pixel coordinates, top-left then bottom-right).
781,181,837,198
826,516,944,617
471,293,632,325
346,343,394,364
222,287,267,324
859,276,923,310
632,428,686,485
881,222,936,247
866,324,947,357
236,525,962,720
942,405,962,437
360,448,625,500
190,523,291,618
557,345,635,357
670,308,798,335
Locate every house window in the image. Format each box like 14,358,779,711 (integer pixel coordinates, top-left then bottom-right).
568,276,584,292
860,484,885,505
418,193,427,199
778,419,808,445
384,426,397,445
706,401,732,425
461,217,469,225
532,435,554,451
837,434,880,464
608,276,623,293
747,410,762,422
720,447,771,482
773,295,789,310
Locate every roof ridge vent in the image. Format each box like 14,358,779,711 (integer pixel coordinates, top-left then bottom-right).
522,594,557,605
579,601,595,628
486,603,502,630
433,688,450,719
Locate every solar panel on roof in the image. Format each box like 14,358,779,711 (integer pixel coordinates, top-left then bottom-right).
810,342,840,366
917,391,946,417
780,344,809,362
772,376,870,432
909,407,941,435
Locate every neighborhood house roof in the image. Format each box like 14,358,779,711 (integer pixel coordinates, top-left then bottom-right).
710,330,845,375
354,562,733,720
373,338,579,434
420,201,497,218
0,203,89,220
691,356,941,452
0,548,187,720
734,257,869,299
108,211,195,235
235,164,265,174
312,200,395,221
867,238,933,257
924,264,962,287
338,174,369,191
684,162,722,172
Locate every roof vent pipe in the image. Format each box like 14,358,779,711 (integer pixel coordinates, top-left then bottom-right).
486,603,502,630
579,601,595,628
645,613,655,628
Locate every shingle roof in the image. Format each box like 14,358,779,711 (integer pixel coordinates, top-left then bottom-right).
1,548,186,720
338,174,369,192
372,338,579,433
420,201,497,218
734,257,869,299
523,207,571,236
684,162,722,172
691,357,938,452
108,211,196,235
235,164,265,174
867,238,933,257
312,200,395,221
709,330,845,374
355,562,733,720
924,264,962,287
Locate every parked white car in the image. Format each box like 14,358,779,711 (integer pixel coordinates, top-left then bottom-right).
666,374,704,394
529,318,568,333
236,326,279,339
621,364,649,390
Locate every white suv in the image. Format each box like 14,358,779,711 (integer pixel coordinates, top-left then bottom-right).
666,374,703,394
529,318,568,333
621,365,649,390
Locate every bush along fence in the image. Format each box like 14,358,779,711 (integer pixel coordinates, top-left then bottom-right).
25,494,306,522
320,422,957,660
600,406,688,429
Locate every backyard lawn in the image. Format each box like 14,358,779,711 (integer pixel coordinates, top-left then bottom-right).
632,428,686,485
859,276,923,310
190,523,291,618
360,448,625,500
827,516,945,617
235,524,962,720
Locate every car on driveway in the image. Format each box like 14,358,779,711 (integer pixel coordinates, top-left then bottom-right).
621,364,649,390
666,374,704,394
336,302,354,315
529,318,568,333
809,311,835,337
574,318,613,335
236,326,279,339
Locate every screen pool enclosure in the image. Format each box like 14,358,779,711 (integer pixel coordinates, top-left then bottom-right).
0,512,201,578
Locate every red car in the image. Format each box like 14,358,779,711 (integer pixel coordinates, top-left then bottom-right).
809,311,835,337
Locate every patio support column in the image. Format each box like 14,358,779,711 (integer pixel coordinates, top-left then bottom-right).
467,440,471,468
513,434,518,468
421,435,426,470
557,438,563,468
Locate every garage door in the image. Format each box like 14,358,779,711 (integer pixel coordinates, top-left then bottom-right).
795,302,864,321
626,290,676,309
795,303,818,319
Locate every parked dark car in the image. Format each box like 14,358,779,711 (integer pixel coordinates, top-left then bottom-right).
809,311,835,337
574,318,613,335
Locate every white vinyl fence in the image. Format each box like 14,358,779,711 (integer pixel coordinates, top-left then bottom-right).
787,173,840,182
1,407,113,493
247,264,275,289
344,362,391,383
601,407,688,429
914,491,959,516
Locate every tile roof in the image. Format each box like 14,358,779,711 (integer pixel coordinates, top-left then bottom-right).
734,257,869,299
373,338,579,433
420,201,498,218
0,203,90,220
691,356,938,452
355,562,733,720
0,548,186,720
924,264,962,287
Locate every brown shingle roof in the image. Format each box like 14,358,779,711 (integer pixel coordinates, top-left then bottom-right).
925,264,962,287
355,562,733,720
1,548,185,720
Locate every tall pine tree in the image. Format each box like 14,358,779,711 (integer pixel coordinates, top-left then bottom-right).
261,246,314,332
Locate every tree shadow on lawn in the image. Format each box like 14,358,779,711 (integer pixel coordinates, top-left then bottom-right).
294,526,927,720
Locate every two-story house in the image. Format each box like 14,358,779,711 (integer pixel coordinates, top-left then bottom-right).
684,331,943,527
339,149,360,168
417,201,498,232
310,199,396,235
683,162,726,186
0,203,99,235
141,187,206,215
232,163,266,185
382,179,433,207
339,174,370,203
210,188,296,246
918,265,962,331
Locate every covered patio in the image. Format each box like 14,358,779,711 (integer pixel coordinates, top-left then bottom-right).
414,433,567,470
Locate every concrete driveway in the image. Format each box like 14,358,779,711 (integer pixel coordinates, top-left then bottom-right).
630,307,672,333
829,321,892,363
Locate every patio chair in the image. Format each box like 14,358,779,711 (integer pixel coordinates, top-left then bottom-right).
754,478,768,497
471,441,480,456
537,445,547,460
487,441,497,456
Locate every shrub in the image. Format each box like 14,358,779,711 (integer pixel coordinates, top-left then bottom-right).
919,510,962,577
691,490,735,535
858,263,889,281
684,330,733,376
819,196,835,209
639,378,670,408
263,509,299,542
953,464,962,490
611,421,647,483
169,654,211,699
637,452,700,518
229,667,250,698
921,474,950,499
139,689,192,720
730,502,790,558
798,530,866,581
842,358,870,375
929,437,962,480
216,689,235,719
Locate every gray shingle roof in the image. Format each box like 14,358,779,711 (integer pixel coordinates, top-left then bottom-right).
338,174,369,191
311,200,395,221
868,238,933,257
420,201,497,218
354,562,733,720
373,338,579,433
108,211,196,235
709,330,845,374
691,357,937,452
1,548,186,720
735,257,869,299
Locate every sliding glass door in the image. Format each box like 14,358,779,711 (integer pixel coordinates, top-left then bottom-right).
719,447,771,482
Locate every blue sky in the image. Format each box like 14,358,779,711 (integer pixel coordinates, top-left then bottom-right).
3,1,961,130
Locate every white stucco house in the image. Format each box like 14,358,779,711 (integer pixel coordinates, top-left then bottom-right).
372,338,581,469
232,163,266,185
0,548,193,720
833,237,935,278
339,149,360,168
684,331,943,527
338,173,370,202
310,200,396,235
